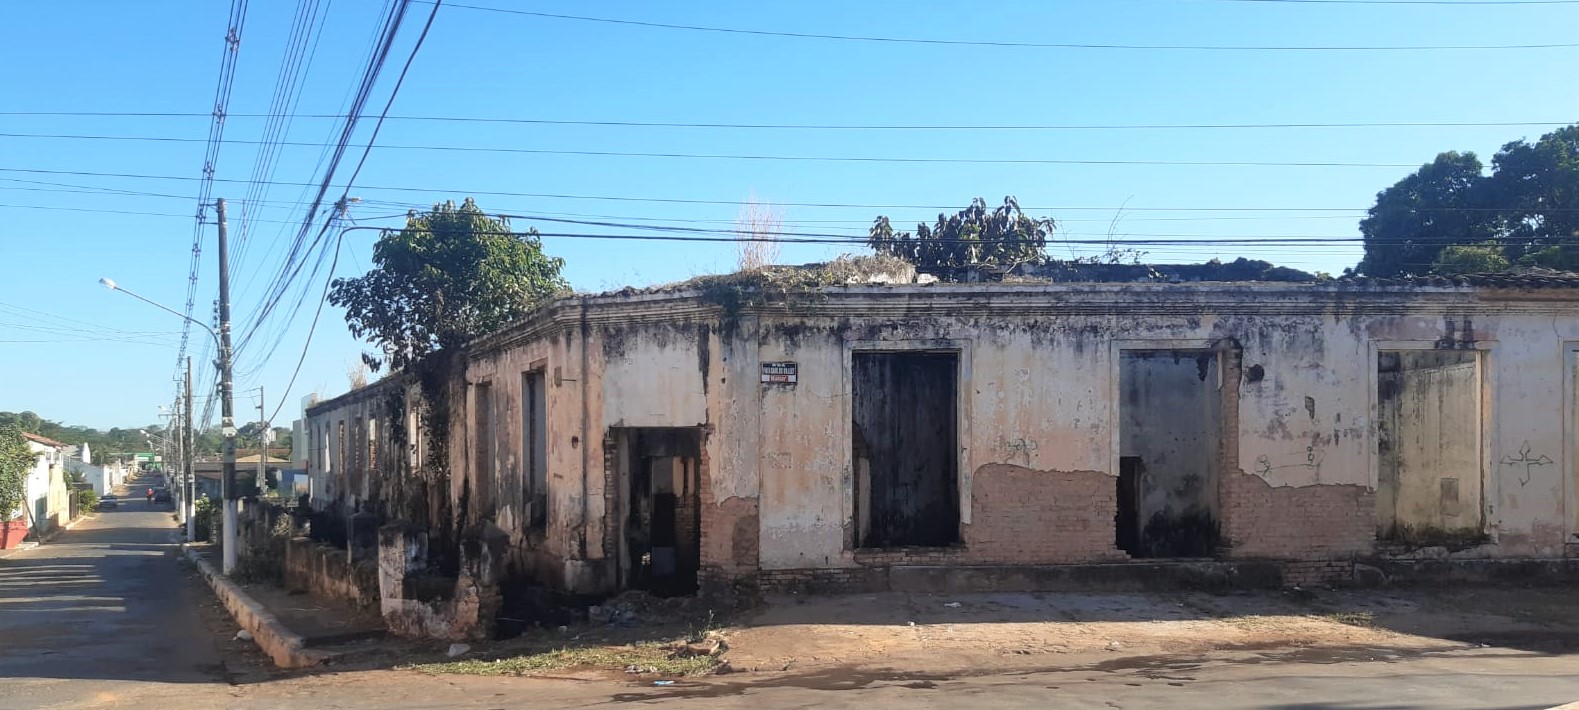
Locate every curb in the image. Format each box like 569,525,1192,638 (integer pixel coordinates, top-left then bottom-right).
182,544,333,670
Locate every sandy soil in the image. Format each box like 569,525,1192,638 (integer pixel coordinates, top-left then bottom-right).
719,587,1579,674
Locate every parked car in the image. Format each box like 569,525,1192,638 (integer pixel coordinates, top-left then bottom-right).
153,490,172,503
98,495,118,510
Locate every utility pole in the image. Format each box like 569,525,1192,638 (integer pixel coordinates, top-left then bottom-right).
185,357,196,542
256,386,266,500
217,197,239,574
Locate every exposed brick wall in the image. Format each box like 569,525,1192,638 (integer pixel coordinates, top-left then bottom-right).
1282,559,1356,587
757,567,888,594
675,494,699,577
1222,473,1375,560
600,433,618,561
698,446,760,588
962,464,1129,564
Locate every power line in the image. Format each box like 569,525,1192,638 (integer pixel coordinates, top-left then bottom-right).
178,0,249,388
0,133,1424,167
335,224,1571,248
439,3,1579,51
234,0,332,276
351,199,1366,224
233,0,402,309
5,166,1577,215
0,111,1569,131
0,201,355,222
264,0,442,421
242,0,417,358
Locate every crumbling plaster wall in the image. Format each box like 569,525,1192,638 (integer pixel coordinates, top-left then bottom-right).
304,379,416,514
752,313,1128,570
461,330,579,585
411,283,1579,594
734,285,1578,569
1472,313,1572,557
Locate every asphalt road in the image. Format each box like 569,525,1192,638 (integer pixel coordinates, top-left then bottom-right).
0,484,267,710
5,485,1579,709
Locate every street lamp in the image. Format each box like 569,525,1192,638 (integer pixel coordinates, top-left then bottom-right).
101,276,238,573
99,278,221,349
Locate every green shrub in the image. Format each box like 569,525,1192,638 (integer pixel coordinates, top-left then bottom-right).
75,488,98,512
194,497,222,542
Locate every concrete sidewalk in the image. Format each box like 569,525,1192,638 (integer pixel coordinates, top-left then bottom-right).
183,543,388,669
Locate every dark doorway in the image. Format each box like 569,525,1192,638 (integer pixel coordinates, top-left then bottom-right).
615,428,703,595
1117,350,1223,558
852,351,960,548
1376,350,1483,544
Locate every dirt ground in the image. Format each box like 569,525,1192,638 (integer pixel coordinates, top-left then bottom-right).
373,584,1579,682
715,586,1579,675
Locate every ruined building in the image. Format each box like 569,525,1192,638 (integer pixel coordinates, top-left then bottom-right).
302,265,1579,638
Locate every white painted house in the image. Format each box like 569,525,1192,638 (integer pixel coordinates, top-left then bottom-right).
21,432,70,535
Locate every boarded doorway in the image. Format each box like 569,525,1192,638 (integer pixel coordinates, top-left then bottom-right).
1377,350,1483,543
852,351,960,548
614,427,703,595
1117,350,1224,557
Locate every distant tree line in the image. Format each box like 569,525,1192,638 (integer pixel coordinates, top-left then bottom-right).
0,411,290,464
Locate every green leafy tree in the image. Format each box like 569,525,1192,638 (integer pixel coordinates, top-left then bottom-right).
271,427,293,452
330,198,569,372
1433,242,1511,275
1488,125,1579,268
1356,152,1494,277
1357,124,1579,276
0,424,33,521
869,197,1053,271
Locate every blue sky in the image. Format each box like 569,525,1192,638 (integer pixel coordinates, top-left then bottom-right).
1,0,1575,429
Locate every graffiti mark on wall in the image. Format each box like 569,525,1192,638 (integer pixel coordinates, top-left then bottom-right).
1000,437,1038,467
1254,446,1325,480
1500,441,1553,487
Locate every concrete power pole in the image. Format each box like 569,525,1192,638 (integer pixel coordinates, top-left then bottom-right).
185,357,196,542
257,385,266,500
217,197,239,575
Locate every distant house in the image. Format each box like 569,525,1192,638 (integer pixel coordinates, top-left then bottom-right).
21,433,71,536
65,451,126,497
193,454,291,500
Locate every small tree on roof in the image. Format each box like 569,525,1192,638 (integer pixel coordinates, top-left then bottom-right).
868,197,1053,271
329,198,569,373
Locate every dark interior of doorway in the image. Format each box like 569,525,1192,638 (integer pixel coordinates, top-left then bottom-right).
1116,350,1223,558
622,427,703,596
852,351,960,548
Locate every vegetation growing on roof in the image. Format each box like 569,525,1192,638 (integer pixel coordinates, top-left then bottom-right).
688,254,917,319
330,198,569,374
330,199,569,480
869,196,1053,271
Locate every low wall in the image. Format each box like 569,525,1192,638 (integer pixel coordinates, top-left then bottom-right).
284,536,380,609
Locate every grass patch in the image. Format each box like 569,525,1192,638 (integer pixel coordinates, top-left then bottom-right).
409,643,721,677
1221,614,1280,630
1316,611,1376,628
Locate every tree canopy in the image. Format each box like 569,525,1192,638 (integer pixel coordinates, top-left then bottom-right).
0,411,161,464
1,424,33,520
869,197,1053,271
329,198,569,372
1357,124,1579,276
